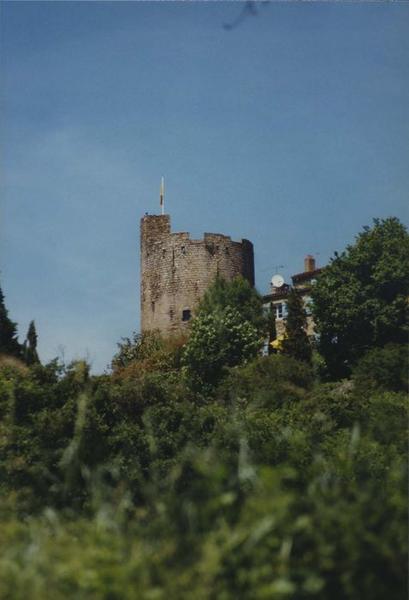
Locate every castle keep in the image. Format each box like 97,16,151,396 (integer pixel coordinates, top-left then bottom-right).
140,214,254,335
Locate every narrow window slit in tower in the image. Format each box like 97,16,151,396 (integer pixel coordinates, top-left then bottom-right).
182,309,191,322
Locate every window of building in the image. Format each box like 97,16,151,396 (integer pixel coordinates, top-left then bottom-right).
275,303,286,320
182,309,191,322
303,295,312,316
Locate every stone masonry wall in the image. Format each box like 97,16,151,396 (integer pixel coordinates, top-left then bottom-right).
140,215,255,335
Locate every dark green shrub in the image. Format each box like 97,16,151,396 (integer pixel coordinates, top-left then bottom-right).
353,343,408,393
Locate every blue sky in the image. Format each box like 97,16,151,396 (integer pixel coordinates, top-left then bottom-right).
1,1,408,372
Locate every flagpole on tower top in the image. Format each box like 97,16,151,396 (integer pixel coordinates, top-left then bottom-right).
160,176,165,215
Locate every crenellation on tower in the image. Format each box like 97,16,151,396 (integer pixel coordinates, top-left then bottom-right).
140,214,255,335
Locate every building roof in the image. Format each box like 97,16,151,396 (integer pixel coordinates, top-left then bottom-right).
291,267,323,284
263,290,290,302
263,283,291,303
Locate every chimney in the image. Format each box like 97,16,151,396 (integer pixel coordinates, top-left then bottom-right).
304,255,316,273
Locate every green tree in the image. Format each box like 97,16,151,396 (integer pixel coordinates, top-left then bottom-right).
312,218,409,379
199,275,266,334
0,285,22,358
267,303,277,354
352,343,408,394
182,306,261,389
111,330,186,379
281,288,312,363
23,321,40,365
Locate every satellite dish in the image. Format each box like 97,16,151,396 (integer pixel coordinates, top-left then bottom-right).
271,274,284,288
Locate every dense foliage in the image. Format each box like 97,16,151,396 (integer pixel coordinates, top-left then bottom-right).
281,288,312,364
312,218,409,379
198,275,267,334
0,287,40,366
0,348,406,599
182,306,262,390
0,220,407,599
22,320,40,366
181,276,266,390
0,286,22,359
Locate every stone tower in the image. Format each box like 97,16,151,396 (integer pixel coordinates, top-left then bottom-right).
140,214,254,335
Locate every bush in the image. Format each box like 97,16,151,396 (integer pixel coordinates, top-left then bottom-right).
220,354,313,409
353,343,408,393
182,307,262,390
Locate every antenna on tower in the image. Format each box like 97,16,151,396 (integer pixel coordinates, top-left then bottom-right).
160,176,165,215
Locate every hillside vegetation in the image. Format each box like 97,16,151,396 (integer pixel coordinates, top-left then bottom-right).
0,218,408,599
